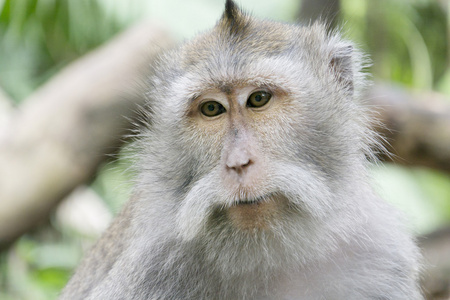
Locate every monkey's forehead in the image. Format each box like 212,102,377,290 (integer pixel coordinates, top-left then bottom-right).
178,18,331,70
147,9,361,109
152,21,335,95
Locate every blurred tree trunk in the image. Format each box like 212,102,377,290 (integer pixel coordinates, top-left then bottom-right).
367,83,450,172
0,21,173,249
298,0,340,27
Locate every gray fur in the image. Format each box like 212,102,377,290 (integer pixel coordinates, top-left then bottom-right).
60,1,422,299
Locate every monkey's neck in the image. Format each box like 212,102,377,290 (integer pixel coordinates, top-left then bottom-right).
135,235,283,299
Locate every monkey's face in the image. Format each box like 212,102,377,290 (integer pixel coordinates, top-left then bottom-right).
169,57,352,240
143,10,369,243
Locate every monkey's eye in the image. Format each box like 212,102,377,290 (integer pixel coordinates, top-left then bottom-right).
247,91,271,108
200,101,226,117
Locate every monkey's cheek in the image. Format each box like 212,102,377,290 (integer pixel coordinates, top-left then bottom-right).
226,197,284,231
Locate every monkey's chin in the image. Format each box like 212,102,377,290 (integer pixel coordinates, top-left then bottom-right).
226,194,287,231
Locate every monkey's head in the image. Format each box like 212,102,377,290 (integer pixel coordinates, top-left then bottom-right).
137,0,375,257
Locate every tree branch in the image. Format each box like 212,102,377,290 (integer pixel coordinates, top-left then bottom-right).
367,83,450,172
0,21,173,248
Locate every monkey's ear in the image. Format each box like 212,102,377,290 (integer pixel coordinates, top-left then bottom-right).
220,0,248,36
329,45,354,94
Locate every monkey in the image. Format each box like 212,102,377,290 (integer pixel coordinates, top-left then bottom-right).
59,1,423,299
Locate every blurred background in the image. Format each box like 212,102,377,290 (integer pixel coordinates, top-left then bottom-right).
0,0,449,299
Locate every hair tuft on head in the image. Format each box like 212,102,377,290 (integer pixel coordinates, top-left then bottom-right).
221,0,249,37
225,0,239,20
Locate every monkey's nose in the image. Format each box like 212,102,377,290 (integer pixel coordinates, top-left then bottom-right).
225,151,254,175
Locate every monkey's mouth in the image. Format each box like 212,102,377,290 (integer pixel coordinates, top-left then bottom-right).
233,194,272,206
235,199,261,206
226,193,284,230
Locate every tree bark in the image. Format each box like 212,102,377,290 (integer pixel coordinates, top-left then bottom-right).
0,21,173,249
298,0,340,27
367,83,450,172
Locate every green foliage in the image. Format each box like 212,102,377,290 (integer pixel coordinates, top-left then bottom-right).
91,159,133,214
0,235,83,300
0,0,125,101
371,165,450,234
341,0,448,91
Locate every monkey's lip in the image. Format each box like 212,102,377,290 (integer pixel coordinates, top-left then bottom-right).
227,193,282,230
233,194,272,206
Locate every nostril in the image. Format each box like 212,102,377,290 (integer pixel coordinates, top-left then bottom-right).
242,159,252,168
227,158,253,173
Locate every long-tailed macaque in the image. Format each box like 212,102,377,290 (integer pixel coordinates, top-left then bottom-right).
60,1,422,299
